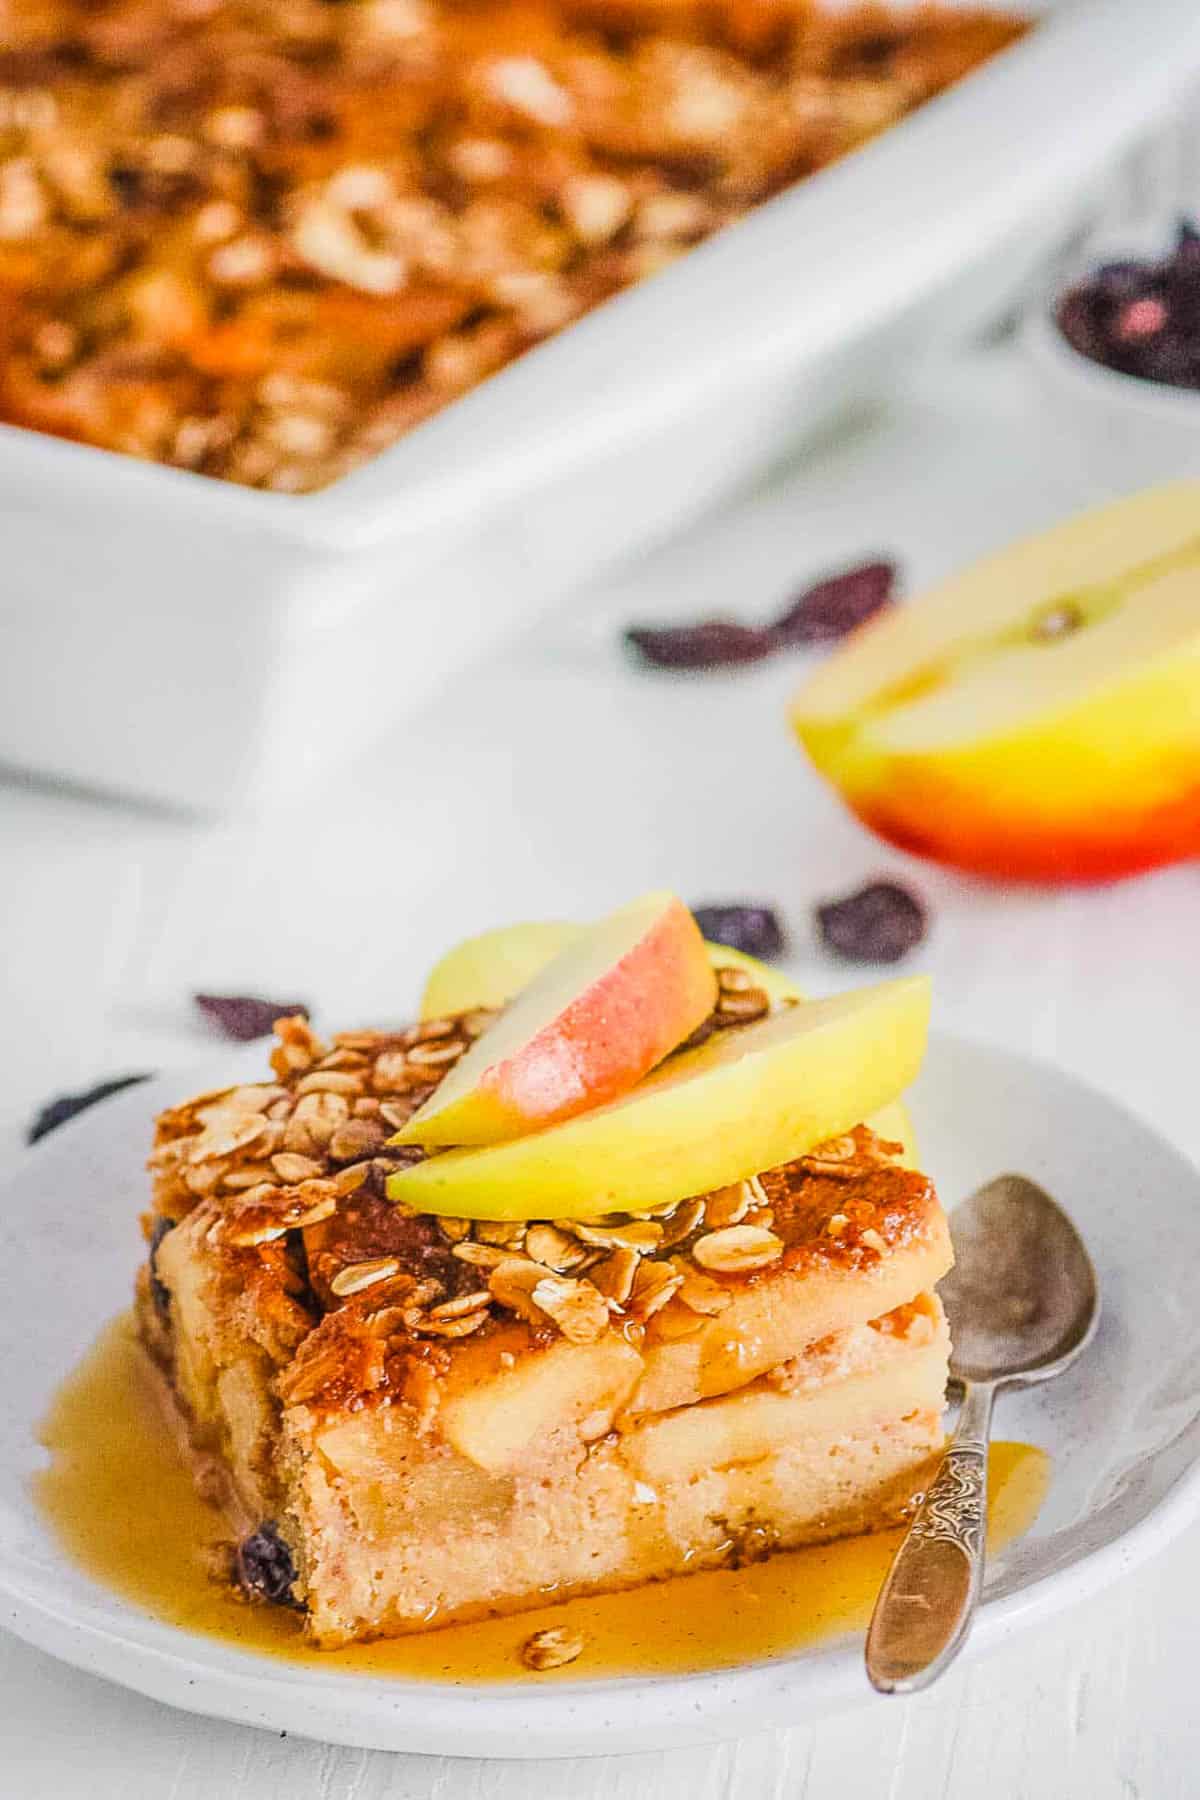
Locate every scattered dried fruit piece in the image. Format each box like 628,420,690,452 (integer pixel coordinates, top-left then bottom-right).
623,619,773,670
235,1524,301,1607
196,994,310,1041
691,904,786,961
521,1625,585,1671
27,1073,151,1144
624,560,897,672
815,882,928,964
1057,220,1200,392
769,560,896,646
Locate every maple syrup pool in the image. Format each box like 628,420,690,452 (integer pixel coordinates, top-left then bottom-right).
35,1314,1050,1683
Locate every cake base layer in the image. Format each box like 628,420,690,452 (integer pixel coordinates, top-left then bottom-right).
140,1234,947,1646
293,1400,944,1646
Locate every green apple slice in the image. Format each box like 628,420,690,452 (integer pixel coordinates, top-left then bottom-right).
419,920,800,1020
387,976,930,1221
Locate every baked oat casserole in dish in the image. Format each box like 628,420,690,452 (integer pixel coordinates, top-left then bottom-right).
0,0,1023,492
3,0,1197,812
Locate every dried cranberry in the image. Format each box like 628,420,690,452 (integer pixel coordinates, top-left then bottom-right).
770,560,896,646
195,994,309,1041
27,1073,151,1144
1055,222,1200,393
148,1217,174,1320
236,1525,301,1608
624,558,899,672
623,619,773,670
815,881,928,964
692,904,787,960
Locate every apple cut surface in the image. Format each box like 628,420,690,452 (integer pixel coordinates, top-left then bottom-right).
791,480,1200,881
398,892,716,1147
420,920,800,1019
388,977,930,1219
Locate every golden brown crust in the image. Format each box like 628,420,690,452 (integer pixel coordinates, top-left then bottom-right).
142,1004,947,1418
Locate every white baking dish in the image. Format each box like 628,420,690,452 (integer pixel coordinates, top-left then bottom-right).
2,0,1199,813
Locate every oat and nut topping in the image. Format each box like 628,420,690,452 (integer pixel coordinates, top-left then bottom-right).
146,987,923,1389
1,4,1023,490
521,1626,585,1672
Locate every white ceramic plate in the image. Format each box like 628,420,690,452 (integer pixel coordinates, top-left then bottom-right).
2,1033,1199,1759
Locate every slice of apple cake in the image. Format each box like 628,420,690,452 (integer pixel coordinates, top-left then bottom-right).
138,979,952,1650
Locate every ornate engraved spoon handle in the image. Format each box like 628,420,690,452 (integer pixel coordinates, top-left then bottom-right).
865,1379,996,1694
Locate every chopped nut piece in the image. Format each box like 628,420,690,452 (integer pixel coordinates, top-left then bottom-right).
560,173,632,244
531,1275,610,1344
525,1223,588,1271
406,1038,467,1069
284,1091,351,1154
715,985,770,1023
671,1258,733,1315
626,1258,684,1321
204,105,265,150
330,1257,402,1297
522,1626,584,1671
220,1162,277,1191
586,1246,640,1306
452,1241,509,1269
414,1308,491,1339
692,1224,784,1274
658,1197,706,1248
407,1016,459,1043
294,1070,365,1098
702,1181,752,1230
572,1220,663,1254
488,1256,550,1323
290,195,408,296
328,1118,386,1162
208,235,276,286
427,1290,492,1321
226,1217,289,1247
484,56,574,126
476,1221,527,1248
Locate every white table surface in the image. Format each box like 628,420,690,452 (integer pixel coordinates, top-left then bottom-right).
4,334,1200,1797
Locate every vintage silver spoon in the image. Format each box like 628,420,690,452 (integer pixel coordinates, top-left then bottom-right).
865,1173,1099,1694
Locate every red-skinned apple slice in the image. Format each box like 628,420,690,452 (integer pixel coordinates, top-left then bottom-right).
388,976,930,1218
419,919,801,1019
396,891,716,1147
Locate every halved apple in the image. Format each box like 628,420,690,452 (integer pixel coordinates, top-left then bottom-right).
388,976,930,1219
397,891,716,1147
790,480,1200,882
420,920,799,1019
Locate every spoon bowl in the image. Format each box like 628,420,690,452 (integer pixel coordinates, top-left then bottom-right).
941,1173,1101,1387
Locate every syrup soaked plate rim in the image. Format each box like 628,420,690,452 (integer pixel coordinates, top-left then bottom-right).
2,1031,1200,1758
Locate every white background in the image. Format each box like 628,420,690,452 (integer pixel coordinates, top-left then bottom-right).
6,177,1200,1796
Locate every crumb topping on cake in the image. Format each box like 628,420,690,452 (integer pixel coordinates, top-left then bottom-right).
145,984,940,1413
